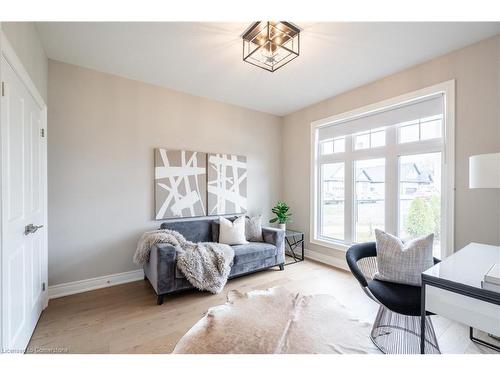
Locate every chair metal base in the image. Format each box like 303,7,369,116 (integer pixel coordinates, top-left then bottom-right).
371,305,441,354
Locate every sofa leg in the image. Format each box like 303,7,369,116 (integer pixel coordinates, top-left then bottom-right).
279,263,285,271
157,295,164,305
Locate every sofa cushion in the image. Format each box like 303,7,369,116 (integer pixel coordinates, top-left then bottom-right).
232,242,277,265
174,242,278,278
161,218,213,243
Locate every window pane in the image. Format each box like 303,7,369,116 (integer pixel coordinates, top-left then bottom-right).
371,130,386,148
321,163,344,240
420,118,442,140
354,132,370,150
354,158,385,242
333,137,345,153
399,153,442,258
321,140,333,155
399,123,419,143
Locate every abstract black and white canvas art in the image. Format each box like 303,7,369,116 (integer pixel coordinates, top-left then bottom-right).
154,149,207,219
207,153,247,215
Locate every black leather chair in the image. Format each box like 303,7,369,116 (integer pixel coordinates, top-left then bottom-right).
346,242,441,354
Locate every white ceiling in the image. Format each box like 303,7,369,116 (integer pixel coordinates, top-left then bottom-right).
36,22,500,116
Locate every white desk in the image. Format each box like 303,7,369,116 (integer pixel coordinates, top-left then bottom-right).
421,243,500,353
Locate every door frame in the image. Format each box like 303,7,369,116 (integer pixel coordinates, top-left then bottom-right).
0,29,48,351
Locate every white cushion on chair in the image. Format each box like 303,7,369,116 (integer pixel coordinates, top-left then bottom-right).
374,229,434,286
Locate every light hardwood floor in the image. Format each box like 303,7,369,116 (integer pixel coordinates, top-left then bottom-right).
27,259,497,354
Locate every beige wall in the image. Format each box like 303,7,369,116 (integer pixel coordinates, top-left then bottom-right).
48,60,282,285
1,22,48,102
47,34,500,284
282,35,500,262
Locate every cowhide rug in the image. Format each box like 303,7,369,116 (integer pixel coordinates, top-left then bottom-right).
172,287,380,354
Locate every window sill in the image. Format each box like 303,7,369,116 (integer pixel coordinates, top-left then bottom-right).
310,238,350,253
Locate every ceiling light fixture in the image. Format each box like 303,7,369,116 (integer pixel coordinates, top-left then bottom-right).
242,21,300,72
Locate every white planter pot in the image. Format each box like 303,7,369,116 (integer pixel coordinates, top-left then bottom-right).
278,223,286,231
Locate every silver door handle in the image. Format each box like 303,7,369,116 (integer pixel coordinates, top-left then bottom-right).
24,224,43,235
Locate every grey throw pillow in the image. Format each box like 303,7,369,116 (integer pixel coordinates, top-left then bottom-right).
374,229,434,286
245,216,263,242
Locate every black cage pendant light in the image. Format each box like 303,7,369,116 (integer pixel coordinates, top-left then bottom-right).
242,21,300,72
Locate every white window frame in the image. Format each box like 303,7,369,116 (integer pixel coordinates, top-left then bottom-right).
310,80,455,258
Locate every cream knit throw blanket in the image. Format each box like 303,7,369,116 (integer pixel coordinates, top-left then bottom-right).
134,229,234,294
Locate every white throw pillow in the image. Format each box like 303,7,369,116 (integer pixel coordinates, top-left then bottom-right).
374,229,434,286
218,216,249,245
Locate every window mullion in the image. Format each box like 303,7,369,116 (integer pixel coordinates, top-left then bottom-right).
316,159,323,240
385,125,398,236
344,157,353,244
344,135,354,243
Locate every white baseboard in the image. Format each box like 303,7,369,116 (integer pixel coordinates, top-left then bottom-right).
48,251,347,300
48,269,144,299
304,248,349,271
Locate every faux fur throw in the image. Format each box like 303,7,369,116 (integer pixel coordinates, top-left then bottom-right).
134,229,234,294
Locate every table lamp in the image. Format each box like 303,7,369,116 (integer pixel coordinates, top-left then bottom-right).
469,152,500,189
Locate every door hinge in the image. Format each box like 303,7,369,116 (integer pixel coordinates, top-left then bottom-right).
41,128,45,138
42,282,46,292
1,82,4,97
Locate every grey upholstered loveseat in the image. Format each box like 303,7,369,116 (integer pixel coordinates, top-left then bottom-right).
143,217,285,304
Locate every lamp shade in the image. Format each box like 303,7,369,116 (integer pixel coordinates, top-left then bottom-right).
469,153,500,188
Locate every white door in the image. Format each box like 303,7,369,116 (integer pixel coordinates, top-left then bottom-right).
1,55,47,352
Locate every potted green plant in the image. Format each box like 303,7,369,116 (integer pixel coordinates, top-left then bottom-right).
269,201,292,231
